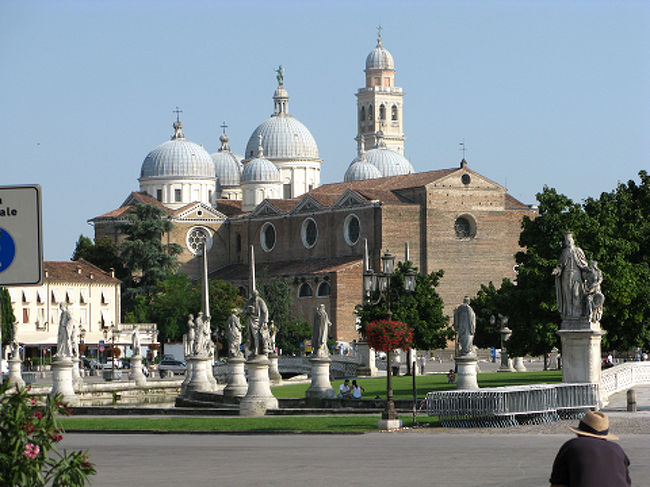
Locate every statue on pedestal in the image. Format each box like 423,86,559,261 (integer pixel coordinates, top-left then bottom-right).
226,310,243,358
585,260,605,323
55,304,74,359
312,304,331,358
132,328,142,357
185,313,195,356
552,233,589,320
453,296,476,356
244,290,270,356
269,320,277,354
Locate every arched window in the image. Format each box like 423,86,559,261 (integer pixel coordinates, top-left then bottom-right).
317,282,331,297
260,222,277,252
360,106,365,122
344,214,361,246
299,282,313,298
186,227,213,255
301,218,318,249
391,105,398,121
379,104,386,120
368,105,373,120
454,214,477,239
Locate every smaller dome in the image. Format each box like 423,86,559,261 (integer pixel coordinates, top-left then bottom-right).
345,158,383,182
211,125,243,187
364,131,414,177
242,157,280,183
365,32,394,71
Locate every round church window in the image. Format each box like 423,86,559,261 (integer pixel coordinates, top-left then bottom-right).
186,227,213,255
261,222,277,252
344,214,361,246
461,174,471,185
301,218,318,249
454,215,476,239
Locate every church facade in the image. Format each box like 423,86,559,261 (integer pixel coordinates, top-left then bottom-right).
90,33,537,343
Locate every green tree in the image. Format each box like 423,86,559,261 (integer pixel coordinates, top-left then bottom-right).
207,279,245,353
258,278,310,355
471,280,516,350
356,262,452,350
117,202,182,317
1,287,16,345
71,235,127,279
146,274,200,342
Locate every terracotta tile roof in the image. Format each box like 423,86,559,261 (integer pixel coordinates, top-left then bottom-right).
265,199,301,212
214,199,243,217
91,191,173,221
44,259,121,284
210,256,363,281
505,193,534,210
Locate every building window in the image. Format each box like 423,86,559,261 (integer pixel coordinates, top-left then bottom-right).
299,282,313,298
391,105,398,121
174,189,182,202
236,233,242,253
379,104,386,120
79,308,88,325
186,226,213,255
260,222,277,252
23,308,29,323
156,189,162,201
283,184,292,199
317,282,331,297
455,215,477,239
461,174,471,185
344,214,361,246
301,218,318,249
360,106,365,122
368,105,373,120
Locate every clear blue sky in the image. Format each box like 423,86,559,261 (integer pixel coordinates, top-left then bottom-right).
2,0,648,261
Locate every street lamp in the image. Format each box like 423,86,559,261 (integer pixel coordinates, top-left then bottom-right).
364,250,416,422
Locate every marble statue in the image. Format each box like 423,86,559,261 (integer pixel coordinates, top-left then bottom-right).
552,233,589,319
244,290,270,356
55,303,74,359
10,322,19,359
186,313,195,356
312,304,331,358
269,320,277,353
132,328,142,357
585,260,605,323
226,310,243,358
70,321,79,358
453,296,476,356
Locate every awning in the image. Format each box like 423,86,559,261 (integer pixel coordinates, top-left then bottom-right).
101,290,111,304
8,288,21,303
37,288,46,304
100,309,112,326
51,289,63,303
65,288,76,304
80,289,89,304
22,289,33,303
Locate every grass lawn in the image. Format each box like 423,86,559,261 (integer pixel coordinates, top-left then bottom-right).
58,415,437,433
272,370,562,399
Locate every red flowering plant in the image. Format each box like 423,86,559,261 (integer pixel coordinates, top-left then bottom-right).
365,320,413,352
0,381,95,487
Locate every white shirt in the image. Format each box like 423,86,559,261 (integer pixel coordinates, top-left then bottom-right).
352,385,363,399
338,383,350,398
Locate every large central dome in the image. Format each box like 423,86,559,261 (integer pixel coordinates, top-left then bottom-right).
244,84,320,162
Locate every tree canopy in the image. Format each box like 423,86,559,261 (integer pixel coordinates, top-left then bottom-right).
356,261,452,350
71,235,127,279
0,287,16,344
471,171,650,356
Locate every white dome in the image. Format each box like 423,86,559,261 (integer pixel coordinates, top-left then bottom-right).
365,147,414,177
344,157,382,182
211,131,242,187
365,34,394,71
245,116,319,161
242,156,280,183
140,121,214,179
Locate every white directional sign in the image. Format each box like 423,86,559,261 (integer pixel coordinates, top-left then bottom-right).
0,185,43,286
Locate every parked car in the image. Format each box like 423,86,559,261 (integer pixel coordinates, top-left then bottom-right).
158,359,187,378
81,357,101,369
102,358,124,369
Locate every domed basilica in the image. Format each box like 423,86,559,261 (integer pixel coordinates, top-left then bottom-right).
91,32,536,343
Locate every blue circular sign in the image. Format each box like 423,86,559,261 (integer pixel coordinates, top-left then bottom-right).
0,227,16,272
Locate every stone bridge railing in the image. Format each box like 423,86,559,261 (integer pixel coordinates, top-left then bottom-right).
600,362,650,403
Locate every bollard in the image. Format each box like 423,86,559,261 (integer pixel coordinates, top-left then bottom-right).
627,389,637,412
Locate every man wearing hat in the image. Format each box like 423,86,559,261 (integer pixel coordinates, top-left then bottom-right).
550,410,631,486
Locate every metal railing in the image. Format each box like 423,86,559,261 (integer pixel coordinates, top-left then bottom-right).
600,362,650,403
425,383,598,427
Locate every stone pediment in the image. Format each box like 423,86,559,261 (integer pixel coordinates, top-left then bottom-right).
332,189,371,209
174,203,227,222
429,168,504,192
251,200,282,217
291,195,323,214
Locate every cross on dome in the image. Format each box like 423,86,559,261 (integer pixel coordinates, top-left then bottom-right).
171,107,185,140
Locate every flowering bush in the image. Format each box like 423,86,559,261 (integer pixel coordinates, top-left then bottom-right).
365,320,413,352
0,381,95,487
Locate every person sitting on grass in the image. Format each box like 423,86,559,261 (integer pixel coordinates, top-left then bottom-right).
351,379,365,399
447,369,456,384
338,379,352,399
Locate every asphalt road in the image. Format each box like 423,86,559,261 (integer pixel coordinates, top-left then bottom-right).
62,429,649,487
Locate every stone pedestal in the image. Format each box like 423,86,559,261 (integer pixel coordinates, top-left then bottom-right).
8,358,25,388
240,355,278,416
268,352,282,384
182,356,218,395
356,340,378,376
378,418,403,430
455,355,479,390
71,357,83,389
129,355,147,387
305,356,335,400
557,327,604,384
224,357,248,398
513,357,527,372
50,358,77,404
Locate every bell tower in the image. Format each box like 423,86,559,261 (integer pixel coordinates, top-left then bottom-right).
355,28,405,154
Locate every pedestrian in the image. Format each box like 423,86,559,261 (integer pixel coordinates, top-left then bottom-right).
351,379,365,399
419,355,426,374
549,410,631,487
447,369,455,384
337,379,352,399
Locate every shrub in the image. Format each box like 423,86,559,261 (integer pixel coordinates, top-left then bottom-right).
366,320,413,352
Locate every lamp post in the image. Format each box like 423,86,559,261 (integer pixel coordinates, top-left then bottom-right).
364,251,417,422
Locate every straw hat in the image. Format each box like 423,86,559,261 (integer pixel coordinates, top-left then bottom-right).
568,411,619,440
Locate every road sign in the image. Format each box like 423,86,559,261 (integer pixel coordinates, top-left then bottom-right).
99,345,105,352
0,185,43,286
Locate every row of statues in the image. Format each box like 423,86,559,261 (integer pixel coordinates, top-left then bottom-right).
184,312,215,358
